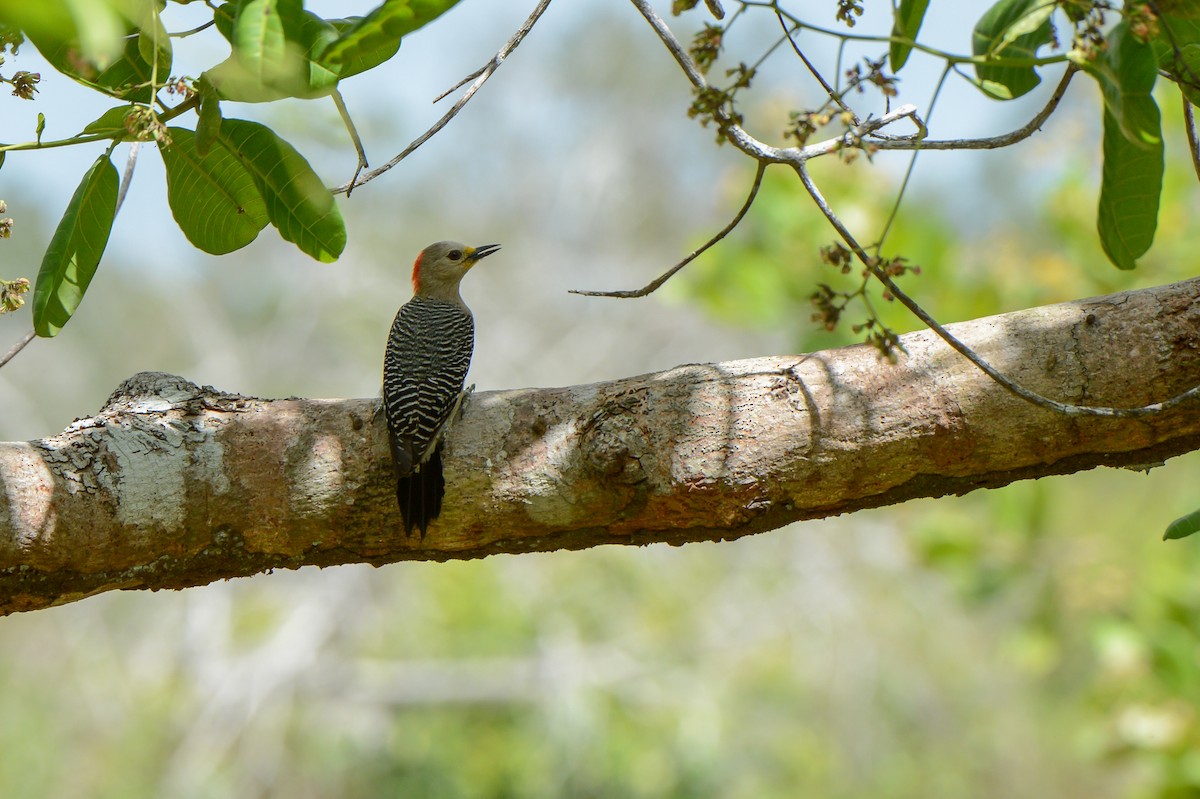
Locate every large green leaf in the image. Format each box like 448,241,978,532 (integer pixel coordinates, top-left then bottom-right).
160,127,269,255
206,2,407,100
1078,21,1161,146
217,119,345,262
204,0,311,101
32,155,119,337
0,0,125,69
890,0,929,72
320,0,459,67
1097,107,1163,270
971,0,1053,100
18,0,171,103
234,0,289,87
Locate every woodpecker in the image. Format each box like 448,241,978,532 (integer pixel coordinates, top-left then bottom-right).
384,240,500,537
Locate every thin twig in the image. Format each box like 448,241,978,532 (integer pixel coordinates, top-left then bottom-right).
868,65,1077,150
570,162,767,298
1184,91,1200,183
626,0,1199,419
0,329,34,369
332,89,368,196
799,104,923,159
170,19,216,38
793,161,1200,419
331,0,553,195
433,66,487,103
115,142,139,215
774,10,854,118
876,64,950,251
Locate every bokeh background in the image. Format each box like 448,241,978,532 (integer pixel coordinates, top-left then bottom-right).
1,1,1199,796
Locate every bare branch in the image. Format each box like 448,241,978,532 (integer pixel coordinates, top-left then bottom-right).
798,103,923,159
114,141,139,215
877,64,951,250
569,162,766,298
635,0,708,87
332,89,368,197
0,329,34,369
867,65,1077,151
331,0,553,195
1185,91,1200,183
774,9,853,118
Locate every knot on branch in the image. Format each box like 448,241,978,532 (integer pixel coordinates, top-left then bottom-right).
103,372,202,413
102,372,254,415
581,401,650,487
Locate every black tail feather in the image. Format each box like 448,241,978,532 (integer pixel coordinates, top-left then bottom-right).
396,445,445,538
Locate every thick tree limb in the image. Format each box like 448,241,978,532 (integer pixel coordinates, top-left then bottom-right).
1,278,1198,614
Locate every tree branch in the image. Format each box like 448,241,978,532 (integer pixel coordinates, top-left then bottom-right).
569,161,766,298
331,0,553,195
866,65,1076,151
1184,90,1200,183
0,329,34,369
1,278,1198,615
332,89,368,196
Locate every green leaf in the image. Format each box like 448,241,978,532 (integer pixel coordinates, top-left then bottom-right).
217,119,345,262
32,155,119,337
80,105,133,137
0,0,125,69
301,12,406,93
1165,507,1200,541
23,6,172,103
160,127,269,255
195,78,223,157
320,15,403,81
890,0,930,72
320,0,459,67
971,0,1053,100
967,77,1015,100
213,0,237,41
204,0,312,101
298,12,343,97
1077,21,1161,146
206,3,406,100
1173,44,1200,107
1097,107,1163,270
234,0,288,86
1151,12,1200,107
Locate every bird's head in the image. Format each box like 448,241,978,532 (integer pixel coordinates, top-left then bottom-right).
411,240,501,302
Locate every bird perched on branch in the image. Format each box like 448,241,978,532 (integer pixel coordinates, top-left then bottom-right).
383,240,500,536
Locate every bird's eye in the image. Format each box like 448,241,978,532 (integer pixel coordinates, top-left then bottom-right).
448,249,463,261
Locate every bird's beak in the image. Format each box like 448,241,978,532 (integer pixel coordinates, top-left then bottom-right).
466,243,501,264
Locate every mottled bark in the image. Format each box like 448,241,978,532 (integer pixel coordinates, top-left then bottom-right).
1,278,1198,614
